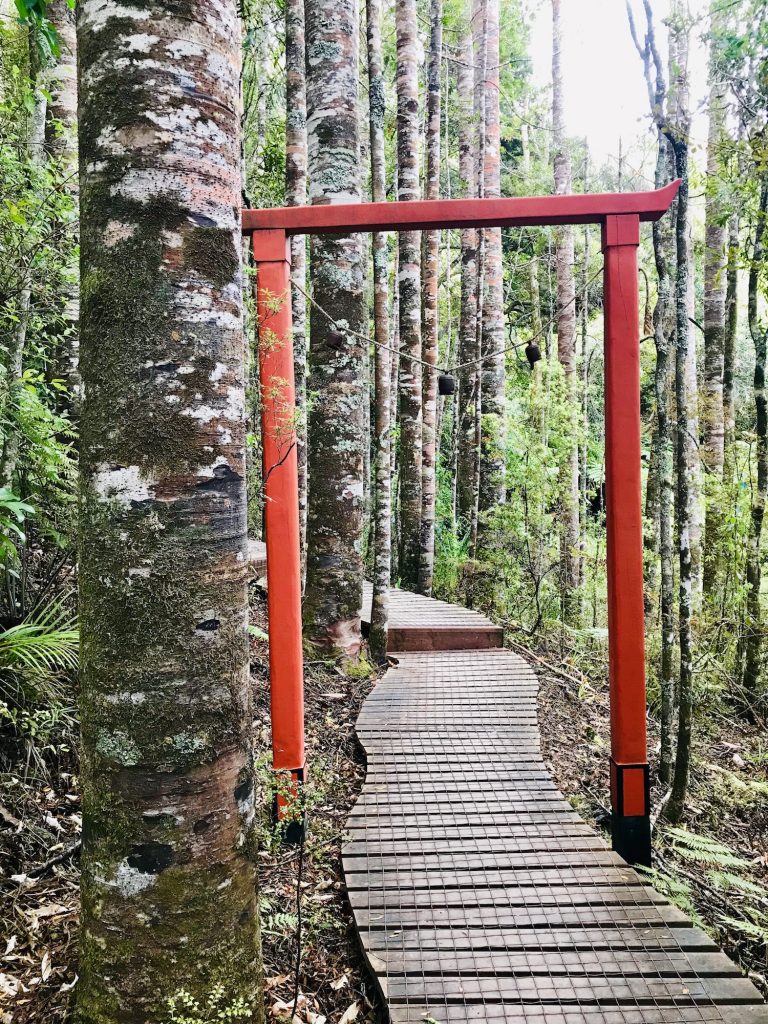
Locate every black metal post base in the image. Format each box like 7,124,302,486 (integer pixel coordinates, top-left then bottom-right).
612,814,652,868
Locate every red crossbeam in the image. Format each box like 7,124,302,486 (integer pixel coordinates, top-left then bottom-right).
243,180,680,235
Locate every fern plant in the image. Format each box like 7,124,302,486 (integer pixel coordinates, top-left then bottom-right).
0,595,78,703
665,826,751,870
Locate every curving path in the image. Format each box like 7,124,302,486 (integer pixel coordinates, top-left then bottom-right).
348,591,768,1023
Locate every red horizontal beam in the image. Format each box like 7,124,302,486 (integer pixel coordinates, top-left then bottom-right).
242,180,680,236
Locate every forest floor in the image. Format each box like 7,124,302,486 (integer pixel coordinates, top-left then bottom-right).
527,627,768,999
0,585,384,1024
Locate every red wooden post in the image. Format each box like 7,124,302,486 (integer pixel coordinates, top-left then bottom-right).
252,229,305,837
602,214,651,867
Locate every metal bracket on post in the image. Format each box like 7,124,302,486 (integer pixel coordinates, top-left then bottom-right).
602,214,652,868
252,229,306,844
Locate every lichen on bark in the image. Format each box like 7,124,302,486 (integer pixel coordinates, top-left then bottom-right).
76,3,264,1021
303,0,366,656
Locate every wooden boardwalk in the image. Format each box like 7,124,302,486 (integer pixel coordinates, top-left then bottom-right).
345,590,768,1023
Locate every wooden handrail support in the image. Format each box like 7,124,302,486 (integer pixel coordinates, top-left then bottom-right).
248,181,681,862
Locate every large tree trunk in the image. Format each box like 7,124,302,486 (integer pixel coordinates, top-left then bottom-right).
551,0,580,624
702,6,728,596
456,27,480,537
304,0,367,654
418,0,442,596
367,0,392,656
742,174,768,707
395,0,423,589
285,0,308,580
478,0,506,520
76,3,264,1020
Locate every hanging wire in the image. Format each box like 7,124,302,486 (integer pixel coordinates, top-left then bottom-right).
291,265,603,376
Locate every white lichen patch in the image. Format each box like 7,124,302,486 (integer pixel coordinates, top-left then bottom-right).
210,362,228,382
82,1,150,34
124,33,159,52
103,220,137,248
113,860,157,897
196,455,229,477
93,465,154,506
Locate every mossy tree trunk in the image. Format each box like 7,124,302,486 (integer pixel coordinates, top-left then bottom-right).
742,174,768,708
367,0,392,657
418,0,441,597
702,0,728,596
76,3,264,1021
395,0,423,590
285,0,308,579
551,0,580,625
456,26,479,536
303,0,367,654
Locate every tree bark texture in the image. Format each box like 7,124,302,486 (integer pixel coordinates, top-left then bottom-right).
285,0,308,580
667,30,694,818
367,0,392,656
418,0,441,596
478,0,505,518
303,0,367,654
551,0,580,623
456,27,479,535
76,3,264,1020
742,175,768,706
396,0,423,590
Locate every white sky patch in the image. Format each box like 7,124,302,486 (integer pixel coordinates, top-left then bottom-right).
527,0,709,177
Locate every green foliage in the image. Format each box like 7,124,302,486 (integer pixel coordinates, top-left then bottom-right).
664,826,751,870
0,595,78,704
165,986,251,1024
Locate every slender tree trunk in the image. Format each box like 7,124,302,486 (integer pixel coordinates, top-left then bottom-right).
701,15,727,596
285,0,308,581
396,0,423,589
0,30,47,490
45,0,80,392
742,174,768,707
551,0,580,624
654,140,678,786
419,0,442,596
304,0,367,655
456,28,479,534
478,0,506,520
723,211,739,481
667,7,695,818
367,0,392,657
76,3,264,1020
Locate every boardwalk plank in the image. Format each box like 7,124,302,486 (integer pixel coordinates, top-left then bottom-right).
343,592,768,1023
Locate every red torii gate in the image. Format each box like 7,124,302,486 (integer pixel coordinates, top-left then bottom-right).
243,179,680,867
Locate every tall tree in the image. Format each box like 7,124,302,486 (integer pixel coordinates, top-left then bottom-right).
667,1,695,823
76,2,264,1019
285,0,308,576
627,0,678,784
303,0,367,653
419,0,442,596
478,0,506,520
396,0,423,588
702,0,728,596
456,26,480,538
367,0,392,656
742,175,768,704
551,0,580,623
